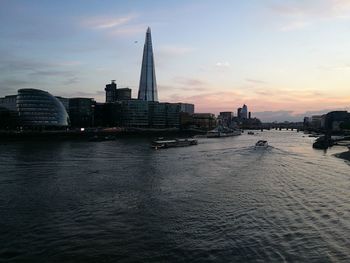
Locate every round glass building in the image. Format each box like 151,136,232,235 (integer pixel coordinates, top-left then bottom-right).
17,89,69,128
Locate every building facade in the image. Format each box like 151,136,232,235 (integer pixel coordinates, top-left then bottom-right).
116,88,132,100
16,89,69,129
0,95,18,129
219,111,233,127
177,103,195,114
68,98,95,128
192,113,217,130
105,80,117,103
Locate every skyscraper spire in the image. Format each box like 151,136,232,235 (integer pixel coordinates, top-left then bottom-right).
138,27,158,102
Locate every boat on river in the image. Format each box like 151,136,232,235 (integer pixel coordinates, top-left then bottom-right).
151,138,198,149
255,140,268,149
207,126,241,138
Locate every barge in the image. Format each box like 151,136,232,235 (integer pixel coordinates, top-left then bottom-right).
151,138,198,149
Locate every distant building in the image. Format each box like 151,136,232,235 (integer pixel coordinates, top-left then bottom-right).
177,103,195,114
237,108,242,119
165,103,181,128
192,113,217,130
241,104,248,119
219,111,233,127
69,98,95,128
0,95,17,111
311,115,324,129
105,80,117,103
149,102,167,128
119,100,181,128
116,88,132,100
324,111,350,131
0,95,18,129
17,89,69,129
120,100,150,128
138,27,158,102
179,112,193,129
94,102,122,127
56,96,69,111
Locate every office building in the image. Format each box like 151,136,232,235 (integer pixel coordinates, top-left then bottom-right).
94,102,122,127
219,111,233,127
138,27,158,102
177,103,195,114
192,113,217,130
237,108,242,119
105,80,117,103
116,88,132,100
16,89,69,129
0,95,18,129
69,98,95,128
120,100,150,128
241,104,248,119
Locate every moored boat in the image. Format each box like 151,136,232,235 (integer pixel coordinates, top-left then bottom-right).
207,127,241,138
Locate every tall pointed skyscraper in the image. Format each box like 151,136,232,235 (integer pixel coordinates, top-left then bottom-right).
138,27,158,102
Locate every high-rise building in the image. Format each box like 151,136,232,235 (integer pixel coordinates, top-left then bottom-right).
237,108,242,118
241,104,248,119
219,111,233,127
105,80,117,103
138,27,158,102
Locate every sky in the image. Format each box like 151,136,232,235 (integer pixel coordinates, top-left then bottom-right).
1,0,350,122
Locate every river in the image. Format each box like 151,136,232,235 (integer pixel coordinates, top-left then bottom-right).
0,130,349,262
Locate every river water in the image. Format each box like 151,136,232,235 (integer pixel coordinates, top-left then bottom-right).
0,130,349,262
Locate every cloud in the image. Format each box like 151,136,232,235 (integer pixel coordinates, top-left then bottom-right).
319,64,350,71
81,14,147,38
62,77,80,85
173,77,206,86
246,78,267,84
0,54,81,94
158,77,208,93
109,24,146,37
280,21,311,31
215,62,230,67
81,14,136,29
158,45,194,57
270,0,350,31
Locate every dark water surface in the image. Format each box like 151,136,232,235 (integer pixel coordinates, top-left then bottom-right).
0,131,349,262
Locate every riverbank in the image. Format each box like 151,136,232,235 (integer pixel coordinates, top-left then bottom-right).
0,128,206,141
334,150,350,162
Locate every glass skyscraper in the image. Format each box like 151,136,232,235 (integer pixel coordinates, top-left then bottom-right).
138,27,158,102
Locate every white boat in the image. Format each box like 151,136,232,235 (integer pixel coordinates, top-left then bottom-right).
255,140,268,149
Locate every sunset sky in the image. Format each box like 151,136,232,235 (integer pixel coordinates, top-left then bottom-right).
1,0,350,121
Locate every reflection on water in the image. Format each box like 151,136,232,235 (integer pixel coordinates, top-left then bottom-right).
0,131,349,262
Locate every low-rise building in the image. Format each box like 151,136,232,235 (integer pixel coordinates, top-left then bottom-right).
192,113,217,130
69,98,95,128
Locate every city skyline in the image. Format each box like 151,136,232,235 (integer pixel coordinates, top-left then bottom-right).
1,0,350,121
